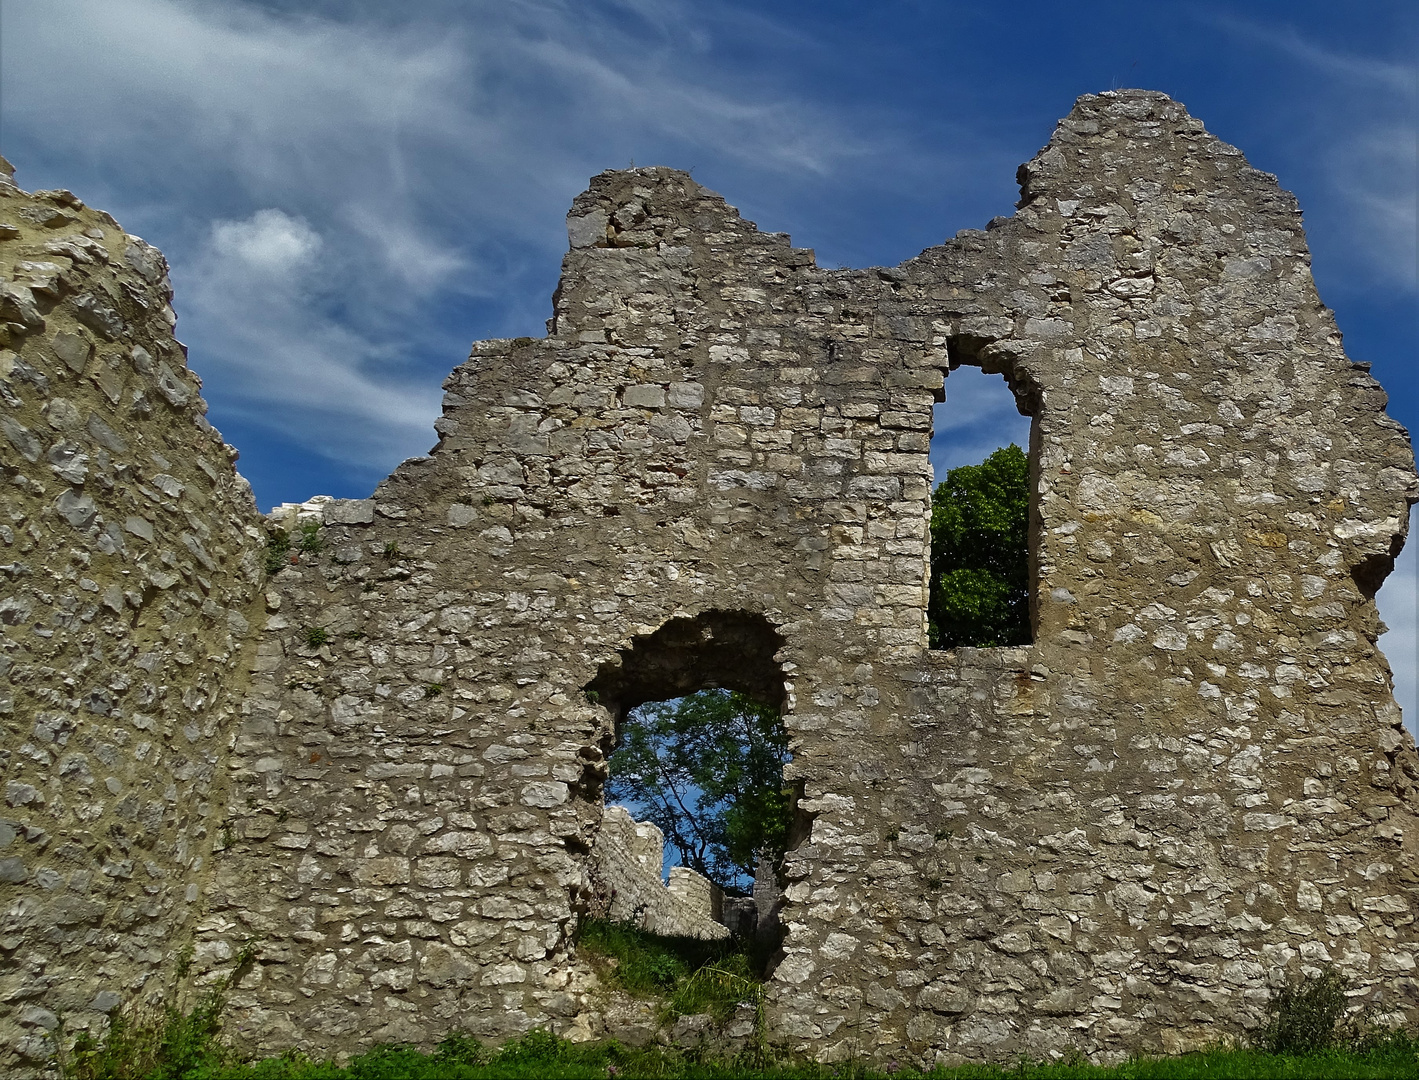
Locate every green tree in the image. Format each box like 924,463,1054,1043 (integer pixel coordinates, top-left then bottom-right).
929,442,1030,648
608,689,791,894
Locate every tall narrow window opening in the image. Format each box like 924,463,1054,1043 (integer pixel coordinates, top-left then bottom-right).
928,359,1036,649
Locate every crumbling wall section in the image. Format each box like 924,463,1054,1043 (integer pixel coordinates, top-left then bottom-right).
768,90,1419,1065
195,93,1419,1066
0,159,266,1075
189,168,871,1055
589,805,727,939
8,88,1419,1072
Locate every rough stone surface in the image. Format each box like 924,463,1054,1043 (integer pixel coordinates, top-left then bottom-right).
588,805,727,939
6,89,1419,1071
0,158,266,1074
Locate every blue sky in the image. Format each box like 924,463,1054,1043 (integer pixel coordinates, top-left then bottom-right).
2,0,1416,723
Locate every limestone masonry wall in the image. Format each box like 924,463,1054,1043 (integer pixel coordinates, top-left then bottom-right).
0,157,266,1072
4,89,1419,1072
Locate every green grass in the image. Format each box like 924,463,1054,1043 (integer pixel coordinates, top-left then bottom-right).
575,917,768,1024
577,918,733,996
63,1027,1419,1080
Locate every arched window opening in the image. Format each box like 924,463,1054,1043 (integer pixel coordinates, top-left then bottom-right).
582,611,795,954
928,351,1037,650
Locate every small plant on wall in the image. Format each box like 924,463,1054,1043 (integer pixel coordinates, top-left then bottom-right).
296,520,324,555
262,529,291,576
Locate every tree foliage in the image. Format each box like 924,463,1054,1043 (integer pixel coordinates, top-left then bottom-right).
608,689,790,894
929,442,1030,649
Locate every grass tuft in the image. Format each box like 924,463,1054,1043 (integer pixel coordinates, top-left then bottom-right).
668,956,761,1024
576,918,742,1001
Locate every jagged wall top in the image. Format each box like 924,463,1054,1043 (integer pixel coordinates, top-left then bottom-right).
4,90,1419,1072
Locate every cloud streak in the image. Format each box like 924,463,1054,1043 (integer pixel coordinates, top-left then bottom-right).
1,0,899,496
1205,12,1417,94
1204,11,1418,295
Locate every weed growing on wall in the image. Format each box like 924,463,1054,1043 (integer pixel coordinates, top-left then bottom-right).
295,520,324,555
1250,967,1404,1057
261,521,322,576
262,528,291,576
55,941,258,1079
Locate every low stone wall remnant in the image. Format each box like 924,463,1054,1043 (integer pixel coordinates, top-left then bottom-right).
590,804,727,940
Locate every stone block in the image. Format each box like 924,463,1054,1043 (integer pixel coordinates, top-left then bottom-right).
323,499,375,525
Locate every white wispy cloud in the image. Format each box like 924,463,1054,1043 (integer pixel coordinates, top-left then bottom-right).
0,0,897,489
342,205,470,295
1203,11,1418,295
1325,124,1419,293
210,210,323,282
186,209,442,470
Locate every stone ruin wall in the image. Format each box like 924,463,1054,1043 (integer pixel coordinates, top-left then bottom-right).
0,158,267,1071
3,89,1419,1072
589,805,728,940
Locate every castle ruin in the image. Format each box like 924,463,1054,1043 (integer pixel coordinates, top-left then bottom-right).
3,89,1419,1072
